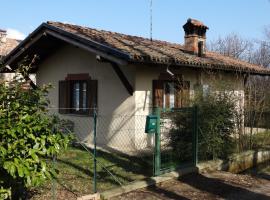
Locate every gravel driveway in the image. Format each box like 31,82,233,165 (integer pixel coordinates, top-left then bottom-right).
110,170,270,200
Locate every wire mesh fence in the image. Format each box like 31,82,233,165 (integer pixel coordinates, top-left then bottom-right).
159,107,197,173
28,105,270,199
29,108,155,199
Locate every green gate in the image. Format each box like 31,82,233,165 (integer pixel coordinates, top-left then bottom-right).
153,106,198,176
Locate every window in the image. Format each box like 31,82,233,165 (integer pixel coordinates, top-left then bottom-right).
71,80,88,114
202,84,210,98
163,82,175,109
59,74,97,116
153,79,190,109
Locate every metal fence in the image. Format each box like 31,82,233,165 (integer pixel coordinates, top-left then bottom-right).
30,105,270,199
29,106,198,199
157,107,198,175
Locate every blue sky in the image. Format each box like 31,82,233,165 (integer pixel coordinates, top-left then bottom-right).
1,0,270,43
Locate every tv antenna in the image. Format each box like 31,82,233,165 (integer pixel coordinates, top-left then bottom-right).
150,0,153,41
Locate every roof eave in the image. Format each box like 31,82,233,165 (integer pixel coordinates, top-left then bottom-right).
2,23,131,69
130,59,270,76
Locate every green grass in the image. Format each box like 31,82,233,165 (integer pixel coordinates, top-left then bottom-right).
29,146,152,199
252,131,270,149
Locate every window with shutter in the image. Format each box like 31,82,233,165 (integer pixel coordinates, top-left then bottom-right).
153,79,190,109
153,80,164,108
58,74,97,116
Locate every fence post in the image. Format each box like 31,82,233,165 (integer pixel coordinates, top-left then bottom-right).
93,107,97,193
154,107,161,176
193,105,198,166
52,155,56,200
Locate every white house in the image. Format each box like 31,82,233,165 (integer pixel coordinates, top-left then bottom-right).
3,19,270,154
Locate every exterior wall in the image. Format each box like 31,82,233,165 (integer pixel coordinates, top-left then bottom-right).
36,44,137,153
133,65,245,151
134,65,201,151
36,44,245,155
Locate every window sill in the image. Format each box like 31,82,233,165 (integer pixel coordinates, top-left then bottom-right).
59,113,94,118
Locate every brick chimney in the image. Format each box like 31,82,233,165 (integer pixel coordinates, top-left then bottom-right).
183,18,208,56
0,29,7,43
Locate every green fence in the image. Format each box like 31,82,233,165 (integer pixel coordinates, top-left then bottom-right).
154,107,198,175
29,107,198,199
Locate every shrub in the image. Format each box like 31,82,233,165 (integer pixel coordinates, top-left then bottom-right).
0,65,72,199
165,110,194,164
195,89,237,160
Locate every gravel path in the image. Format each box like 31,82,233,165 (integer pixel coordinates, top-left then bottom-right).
111,171,270,200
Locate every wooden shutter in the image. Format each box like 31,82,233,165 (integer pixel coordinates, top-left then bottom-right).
88,79,98,116
153,80,164,108
174,81,190,108
174,82,182,108
181,81,190,107
59,80,71,114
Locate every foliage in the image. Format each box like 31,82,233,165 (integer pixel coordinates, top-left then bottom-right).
0,184,11,200
194,87,238,160
0,65,72,199
164,110,194,164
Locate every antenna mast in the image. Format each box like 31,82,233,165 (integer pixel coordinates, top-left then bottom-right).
150,0,153,41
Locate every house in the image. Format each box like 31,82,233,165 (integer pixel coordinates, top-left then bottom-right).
0,28,20,81
3,19,270,154
0,29,20,58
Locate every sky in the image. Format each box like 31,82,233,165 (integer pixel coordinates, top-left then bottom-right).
0,0,270,43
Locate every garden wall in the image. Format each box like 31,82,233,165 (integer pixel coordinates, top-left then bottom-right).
198,150,270,173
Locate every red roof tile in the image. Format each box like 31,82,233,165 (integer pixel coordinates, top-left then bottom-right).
18,21,270,75
0,38,20,57
47,21,270,74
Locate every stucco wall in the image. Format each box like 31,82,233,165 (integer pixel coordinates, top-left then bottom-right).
36,44,245,155
133,65,245,151
36,44,138,153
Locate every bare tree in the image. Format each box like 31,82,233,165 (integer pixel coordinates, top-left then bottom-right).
208,30,270,151
251,41,270,67
208,33,253,60
209,29,270,68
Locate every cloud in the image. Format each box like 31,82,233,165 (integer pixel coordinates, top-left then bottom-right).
6,28,26,40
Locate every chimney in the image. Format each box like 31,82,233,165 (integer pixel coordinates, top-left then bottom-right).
0,29,7,43
183,18,208,56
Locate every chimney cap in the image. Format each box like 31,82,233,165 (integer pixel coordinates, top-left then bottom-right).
183,18,209,30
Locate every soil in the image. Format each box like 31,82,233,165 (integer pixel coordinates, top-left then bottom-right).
110,171,270,200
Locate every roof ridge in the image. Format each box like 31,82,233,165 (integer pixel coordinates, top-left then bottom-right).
3,21,269,75
46,21,269,73
46,21,185,49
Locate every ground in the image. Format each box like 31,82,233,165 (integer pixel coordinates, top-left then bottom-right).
28,146,149,199
111,168,270,200
28,146,270,200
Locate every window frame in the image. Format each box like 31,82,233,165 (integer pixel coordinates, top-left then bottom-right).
59,73,97,116
70,80,89,115
153,74,190,109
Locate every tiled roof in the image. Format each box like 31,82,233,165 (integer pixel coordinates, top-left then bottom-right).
0,38,20,57
47,21,270,74
24,22,270,74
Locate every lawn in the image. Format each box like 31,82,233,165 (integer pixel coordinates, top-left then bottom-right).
29,145,152,200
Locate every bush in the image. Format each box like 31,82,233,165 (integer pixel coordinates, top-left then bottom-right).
165,110,194,164
0,65,72,199
195,90,237,160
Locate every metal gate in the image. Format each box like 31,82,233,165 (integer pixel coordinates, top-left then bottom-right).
153,106,198,175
